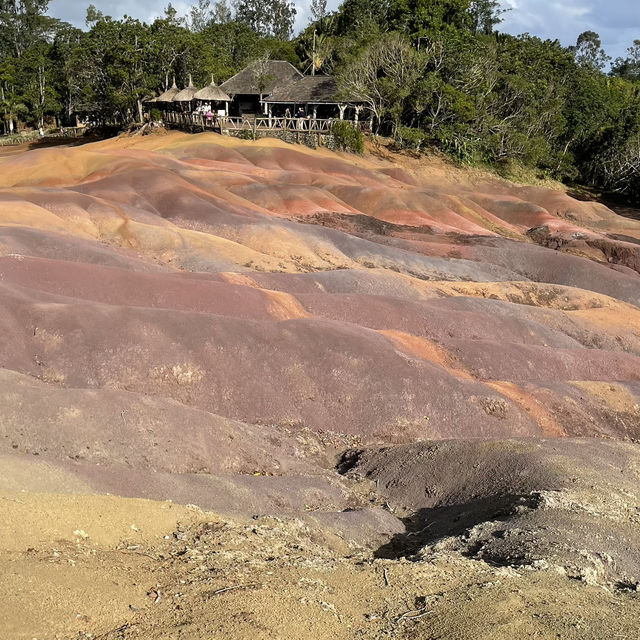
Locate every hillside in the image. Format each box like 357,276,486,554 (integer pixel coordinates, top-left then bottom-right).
2,132,640,639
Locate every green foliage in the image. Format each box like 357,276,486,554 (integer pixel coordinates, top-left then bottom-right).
1,0,639,204
468,0,508,35
396,126,427,151
611,40,640,81
570,31,610,71
335,0,390,35
331,120,364,154
0,0,54,58
388,0,472,38
235,0,296,40
0,2,302,131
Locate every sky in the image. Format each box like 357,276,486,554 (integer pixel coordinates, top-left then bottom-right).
48,0,638,61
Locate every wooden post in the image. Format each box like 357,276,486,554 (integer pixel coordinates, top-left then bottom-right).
339,104,346,120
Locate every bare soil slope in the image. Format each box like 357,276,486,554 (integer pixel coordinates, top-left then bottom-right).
1,132,640,638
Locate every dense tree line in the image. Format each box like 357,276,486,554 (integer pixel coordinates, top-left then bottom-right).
1,0,640,201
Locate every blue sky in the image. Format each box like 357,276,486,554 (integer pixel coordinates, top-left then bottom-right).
49,0,638,60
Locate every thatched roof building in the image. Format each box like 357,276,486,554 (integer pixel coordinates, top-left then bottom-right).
156,81,179,103
220,60,303,97
194,78,231,103
173,76,198,102
263,75,364,120
264,76,342,105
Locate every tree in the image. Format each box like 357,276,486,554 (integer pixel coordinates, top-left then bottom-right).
302,29,332,74
19,41,61,127
478,35,570,167
0,0,53,59
188,0,212,32
68,15,153,124
85,4,104,27
235,0,296,40
571,31,610,71
468,0,508,35
583,80,640,199
310,0,327,23
336,0,390,35
612,40,640,80
337,32,429,134
0,86,27,133
148,14,194,91
250,51,274,101
48,21,83,123
212,0,232,24
389,0,471,38
0,56,27,132
163,3,183,25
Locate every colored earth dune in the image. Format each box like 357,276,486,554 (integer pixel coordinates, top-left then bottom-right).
1,133,639,460
3,132,640,639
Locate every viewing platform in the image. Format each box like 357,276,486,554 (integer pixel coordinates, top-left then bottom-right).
160,112,369,146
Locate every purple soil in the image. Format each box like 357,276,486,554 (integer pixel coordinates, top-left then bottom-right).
1,133,640,524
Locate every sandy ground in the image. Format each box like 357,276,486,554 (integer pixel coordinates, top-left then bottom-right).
3,488,640,640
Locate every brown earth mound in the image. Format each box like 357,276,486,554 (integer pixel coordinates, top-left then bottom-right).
342,439,640,585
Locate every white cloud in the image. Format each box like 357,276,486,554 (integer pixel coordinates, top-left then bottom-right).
499,0,634,57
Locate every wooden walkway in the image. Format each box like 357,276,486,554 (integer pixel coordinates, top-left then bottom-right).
0,127,85,147
161,111,368,135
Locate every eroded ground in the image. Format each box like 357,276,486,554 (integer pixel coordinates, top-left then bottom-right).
1,132,640,638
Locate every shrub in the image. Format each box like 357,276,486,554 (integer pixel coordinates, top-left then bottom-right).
331,120,364,154
396,126,427,152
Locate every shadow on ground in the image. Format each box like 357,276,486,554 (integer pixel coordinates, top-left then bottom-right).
374,494,532,560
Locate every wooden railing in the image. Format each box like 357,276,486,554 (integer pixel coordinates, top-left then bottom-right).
163,111,217,129
161,111,369,134
0,126,85,146
221,116,340,132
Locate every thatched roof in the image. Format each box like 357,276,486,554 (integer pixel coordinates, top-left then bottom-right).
194,79,231,102
264,76,344,104
156,81,179,103
174,76,198,102
220,60,303,96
